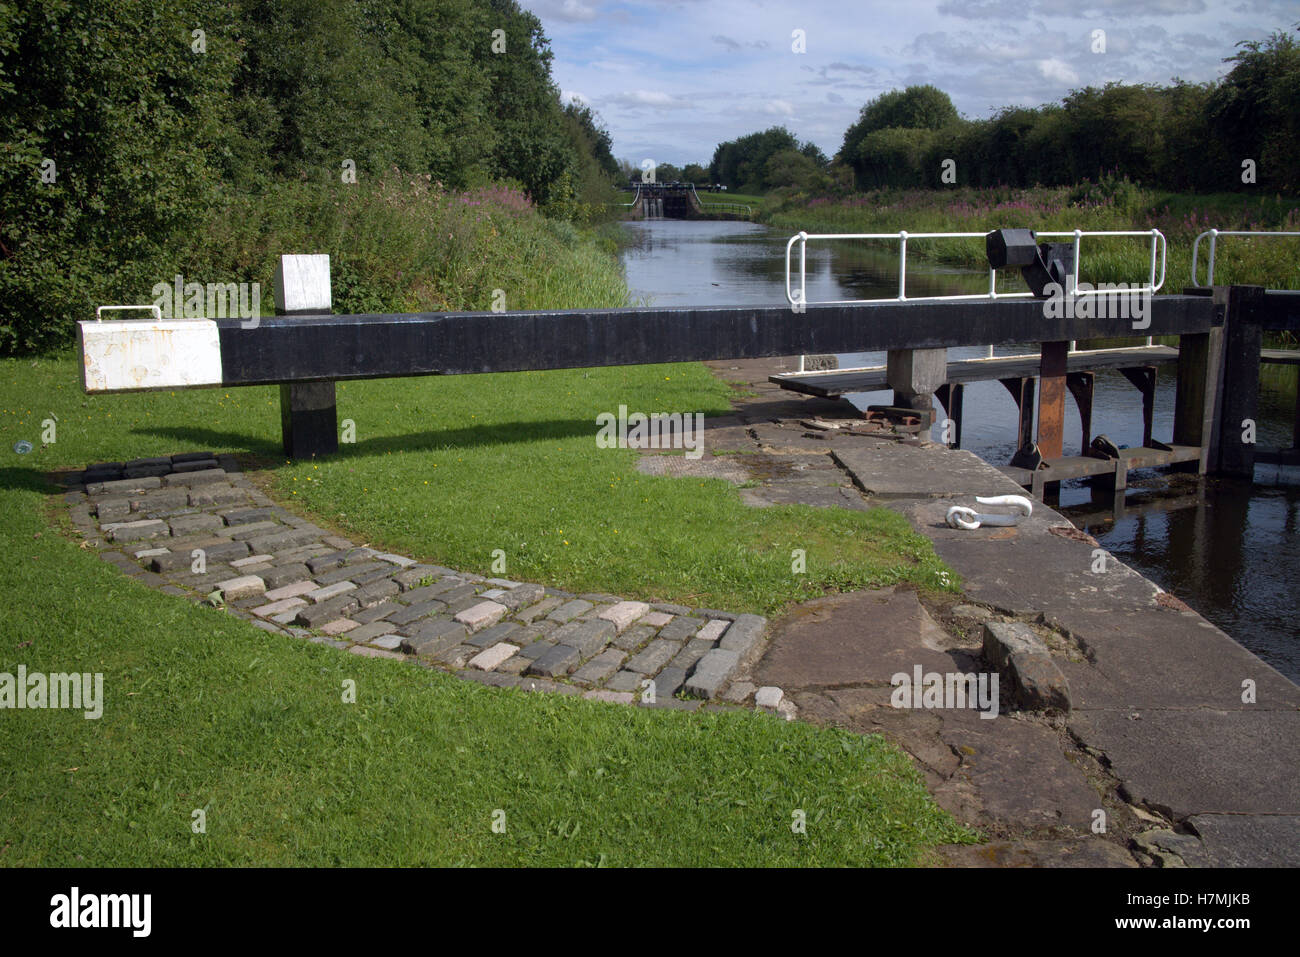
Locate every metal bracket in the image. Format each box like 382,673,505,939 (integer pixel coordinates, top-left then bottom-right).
95,304,163,321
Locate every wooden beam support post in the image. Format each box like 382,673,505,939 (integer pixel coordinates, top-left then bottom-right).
273,255,338,460
887,347,947,429
1216,285,1266,478
1119,366,1157,448
999,377,1036,453
1066,371,1094,456
1037,340,1069,459
935,382,964,448
1172,287,1226,475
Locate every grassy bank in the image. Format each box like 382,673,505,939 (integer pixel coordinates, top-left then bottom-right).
0,190,971,866
696,190,766,218
763,180,1300,293
0,495,969,865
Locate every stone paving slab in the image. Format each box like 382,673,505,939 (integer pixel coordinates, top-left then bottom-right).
227,521,279,540
216,575,265,601
651,666,687,699
572,648,627,686
261,563,312,590
892,497,1162,618
517,596,563,622
306,581,356,603
669,642,709,671
1067,709,1300,819
466,621,520,649
757,588,966,689
1185,814,1300,867
598,600,650,632
353,579,400,607
1048,605,1300,712
548,598,593,623
552,619,614,658
295,594,359,626
470,643,519,671
626,639,681,675
515,640,553,661
683,648,740,699
834,444,1029,499
316,561,389,586
936,710,1098,831
346,620,402,644
455,600,507,632
526,644,581,677
352,601,400,624
404,618,466,648
613,623,656,652
658,616,704,642
388,600,447,625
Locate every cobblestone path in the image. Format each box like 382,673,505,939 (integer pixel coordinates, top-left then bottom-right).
61,452,785,712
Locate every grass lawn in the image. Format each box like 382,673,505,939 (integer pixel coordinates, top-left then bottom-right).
0,352,973,866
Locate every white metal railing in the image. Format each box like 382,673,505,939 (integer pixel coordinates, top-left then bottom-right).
786,228,1165,365
95,304,163,321
1191,229,1300,287
784,229,1166,307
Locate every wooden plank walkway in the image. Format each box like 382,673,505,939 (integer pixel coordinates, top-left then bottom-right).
769,345,1180,396
999,443,1202,497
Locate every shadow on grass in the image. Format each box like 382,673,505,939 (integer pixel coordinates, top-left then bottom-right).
0,415,608,495
0,465,58,494
133,416,604,464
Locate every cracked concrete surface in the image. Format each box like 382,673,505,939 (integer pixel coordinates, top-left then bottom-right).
702,355,1300,867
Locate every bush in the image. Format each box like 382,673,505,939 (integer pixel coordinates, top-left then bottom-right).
1067,172,1148,217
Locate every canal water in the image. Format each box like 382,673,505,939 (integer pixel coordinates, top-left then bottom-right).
621,218,1300,681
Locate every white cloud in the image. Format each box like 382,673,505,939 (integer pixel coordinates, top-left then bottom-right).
608,89,692,109
1038,57,1080,85
561,89,589,106
529,0,601,22
761,99,796,116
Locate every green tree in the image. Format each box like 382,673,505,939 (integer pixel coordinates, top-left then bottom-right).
0,0,602,354
839,85,958,187
0,0,242,352
764,148,826,191
1059,83,1165,185
563,100,619,180
1208,26,1300,192
1156,80,1216,191
476,0,575,206
855,127,941,188
708,126,824,191
681,163,709,184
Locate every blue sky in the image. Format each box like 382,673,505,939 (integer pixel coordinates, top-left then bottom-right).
520,0,1298,168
